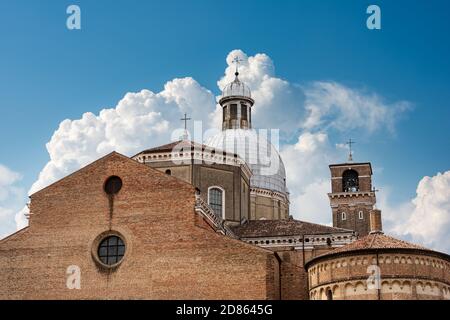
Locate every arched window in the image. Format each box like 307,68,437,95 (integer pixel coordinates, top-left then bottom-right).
343,169,359,192
165,169,171,175
341,212,347,221
208,187,224,218
326,289,333,300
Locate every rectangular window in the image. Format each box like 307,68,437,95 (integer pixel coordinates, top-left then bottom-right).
230,104,237,120
342,212,347,221
241,104,247,120
359,211,364,219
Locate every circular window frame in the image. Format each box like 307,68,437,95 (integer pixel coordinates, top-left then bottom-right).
91,231,127,271
103,176,123,196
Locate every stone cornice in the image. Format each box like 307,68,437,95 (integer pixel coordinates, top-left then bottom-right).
250,187,289,202
133,150,253,179
240,232,356,249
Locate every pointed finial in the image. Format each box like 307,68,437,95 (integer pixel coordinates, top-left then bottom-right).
346,138,356,162
232,56,243,77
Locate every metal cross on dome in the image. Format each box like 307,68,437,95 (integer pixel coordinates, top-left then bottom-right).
232,56,243,74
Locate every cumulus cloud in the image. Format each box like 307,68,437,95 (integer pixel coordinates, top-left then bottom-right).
9,49,421,251
382,171,450,253
12,78,216,231
280,131,339,222
0,164,25,238
214,50,306,135
29,78,216,195
302,81,411,133
0,165,22,201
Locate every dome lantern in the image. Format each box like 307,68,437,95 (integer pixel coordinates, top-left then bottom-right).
219,57,254,130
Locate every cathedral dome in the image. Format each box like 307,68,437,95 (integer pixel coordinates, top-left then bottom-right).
221,72,252,99
205,129,288,195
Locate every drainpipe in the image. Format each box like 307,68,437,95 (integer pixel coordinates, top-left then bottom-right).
376,251,381,300
303,235,310,299
274,252,282,300
302,235,306,268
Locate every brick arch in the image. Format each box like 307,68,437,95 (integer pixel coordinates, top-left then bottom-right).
332,285,341,299
319,288,325,300
344,282,354,297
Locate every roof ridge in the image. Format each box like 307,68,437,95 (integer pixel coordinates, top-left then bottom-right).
369,233,378,248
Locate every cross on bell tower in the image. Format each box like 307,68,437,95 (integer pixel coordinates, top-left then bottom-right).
180,113,191,140
346,138,356,162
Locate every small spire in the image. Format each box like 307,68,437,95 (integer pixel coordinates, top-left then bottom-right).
346,138,356,162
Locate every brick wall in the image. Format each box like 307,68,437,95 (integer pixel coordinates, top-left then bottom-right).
307,252,450,300
0,152,279,300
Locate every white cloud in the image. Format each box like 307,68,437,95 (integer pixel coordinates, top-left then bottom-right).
0,164,25,238
0,164,22,200
382,171,450,254
28,78,216,195
12,78,216,230
294,132,328,153
291,179,331,225
215,50,306,135
281,131,338,222
302,81,411,133
8,49,419,252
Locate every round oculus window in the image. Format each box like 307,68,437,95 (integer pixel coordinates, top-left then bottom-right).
104,176,122,195
97,235,125,266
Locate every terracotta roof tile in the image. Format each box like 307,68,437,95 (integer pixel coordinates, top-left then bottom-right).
327,232,428,254
305,232,450,267
231,219,354,238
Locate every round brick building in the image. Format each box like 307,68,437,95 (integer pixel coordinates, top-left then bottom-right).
305,232,450,300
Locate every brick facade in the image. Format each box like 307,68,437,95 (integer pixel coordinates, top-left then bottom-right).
329,163,375,236
0,152,279,300
306,234,450,300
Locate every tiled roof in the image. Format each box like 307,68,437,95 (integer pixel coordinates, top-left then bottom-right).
327,232,428,254
231,219,354,238
305,232,450,266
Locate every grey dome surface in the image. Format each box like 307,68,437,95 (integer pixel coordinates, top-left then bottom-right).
205,129,288,195
221,75,252,99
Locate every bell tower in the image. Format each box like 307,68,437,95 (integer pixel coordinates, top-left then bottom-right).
328,140,377,236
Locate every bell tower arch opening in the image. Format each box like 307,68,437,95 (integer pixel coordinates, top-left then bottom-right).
342,169,359,192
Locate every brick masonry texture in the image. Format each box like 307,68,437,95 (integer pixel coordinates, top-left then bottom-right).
0,152,279,300
306,234,450,300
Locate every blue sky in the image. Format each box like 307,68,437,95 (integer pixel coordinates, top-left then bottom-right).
0,0,449,250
